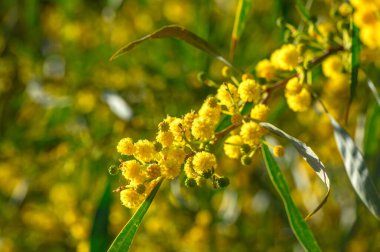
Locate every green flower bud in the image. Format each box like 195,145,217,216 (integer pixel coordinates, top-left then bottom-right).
185,177,197,188
217,177,230,188
276,17,286,27
108,165,119,176
154,142,163,152
202,170,213,179
159,121,170,132
240,144,251,154
135,184,146,194
241,155,252,166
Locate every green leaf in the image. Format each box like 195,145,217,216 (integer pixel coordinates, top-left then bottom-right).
295,0,312,23
367,79,380,106
345,24,361,122
110,25,236,70
262,144,321,252
260,122,330,219
108,179,163,252
90,179,112,252
329,115,380,220
364,104,380,156
230,0,252,61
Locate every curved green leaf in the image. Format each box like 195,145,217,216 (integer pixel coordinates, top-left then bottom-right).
367,79,380,106
260,122,330,219
295,0,312,23
108,179,163,252
230,0,252,60
262,144,321,252
329,115,380,220
90,179,112,252
110,25,236,70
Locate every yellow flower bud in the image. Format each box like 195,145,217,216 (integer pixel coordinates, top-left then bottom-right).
273,145,285,157
224,135,243,159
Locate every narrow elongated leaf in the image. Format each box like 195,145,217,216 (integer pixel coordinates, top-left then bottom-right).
329,115,380,220
295,0,312,23
260,122,330,219
345,24,360,122
90,179,112,252
367,79,380,106
108,179,163,252
364,104,380,156
230,0,252,60
110,25,235,69
262,144,321,252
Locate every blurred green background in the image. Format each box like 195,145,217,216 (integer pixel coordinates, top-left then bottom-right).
0,0,379,251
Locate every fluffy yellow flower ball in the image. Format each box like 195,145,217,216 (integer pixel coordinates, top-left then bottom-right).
117,137,135,155
134,139,156,163
120,189,143,208
184,157,198,178
325,73,349,94
285,77,303,96
271,44,300,71
160,159,181,179
216,83,239,108
199,97,221,126
121,160,145,184
156,131,174,147
191,117,214,141
250,104,269,121
256,59,276,80
322,55,343,78
240,122,265,146
224,135,243,159
286,88,311,112
238,79,261,103
192,151,217,175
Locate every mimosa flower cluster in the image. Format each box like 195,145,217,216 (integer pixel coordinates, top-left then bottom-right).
111,1,374,209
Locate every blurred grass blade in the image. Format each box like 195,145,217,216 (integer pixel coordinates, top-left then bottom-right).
230,0,252,61
329,115,380,220
345,24,360,123
110,25,236,70
260,122,330,219
108,179,163,252
262,144,321,252
367,79,380,106
90,179,112,252
295,0,312,23
364,104,380,156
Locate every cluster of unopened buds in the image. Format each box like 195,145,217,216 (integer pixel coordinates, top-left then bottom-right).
109,1,369,209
